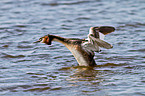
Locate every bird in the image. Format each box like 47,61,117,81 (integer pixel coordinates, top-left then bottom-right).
34,26,115,66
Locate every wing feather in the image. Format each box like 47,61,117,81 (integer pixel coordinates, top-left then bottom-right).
82,26,113,52
88,34,113,49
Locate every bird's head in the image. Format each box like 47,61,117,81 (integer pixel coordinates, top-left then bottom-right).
34,34,53,45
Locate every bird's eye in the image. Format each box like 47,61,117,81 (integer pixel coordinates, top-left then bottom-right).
39,38,42,41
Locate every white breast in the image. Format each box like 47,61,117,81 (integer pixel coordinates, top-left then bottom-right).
66,46,89,66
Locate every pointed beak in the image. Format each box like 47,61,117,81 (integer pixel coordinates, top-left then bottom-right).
33,40,41,43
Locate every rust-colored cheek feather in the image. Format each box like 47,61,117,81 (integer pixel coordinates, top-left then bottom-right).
45,36,52,45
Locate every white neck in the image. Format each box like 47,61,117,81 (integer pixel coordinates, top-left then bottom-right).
89,27,94,34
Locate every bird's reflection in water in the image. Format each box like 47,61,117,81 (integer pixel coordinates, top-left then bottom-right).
59,63,127,87
59,64,110,92
71,66,98,78
60,63,126,94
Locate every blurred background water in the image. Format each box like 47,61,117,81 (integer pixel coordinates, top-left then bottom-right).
0,0,145,96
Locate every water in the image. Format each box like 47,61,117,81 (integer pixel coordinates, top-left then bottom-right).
0,0,145,96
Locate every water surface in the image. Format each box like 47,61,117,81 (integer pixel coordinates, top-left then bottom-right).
0,0,145,96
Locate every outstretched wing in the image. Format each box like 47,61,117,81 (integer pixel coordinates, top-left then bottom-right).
88,34,113,49
82,34,113,52
82,42,100,52
82,26,114,52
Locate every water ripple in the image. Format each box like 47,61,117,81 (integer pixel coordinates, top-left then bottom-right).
0,0,145,95
1,53,25,59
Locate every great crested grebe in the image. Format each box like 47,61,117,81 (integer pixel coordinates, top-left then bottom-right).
34,26,115,66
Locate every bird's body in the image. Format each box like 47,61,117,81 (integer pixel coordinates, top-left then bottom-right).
34,26,115,66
